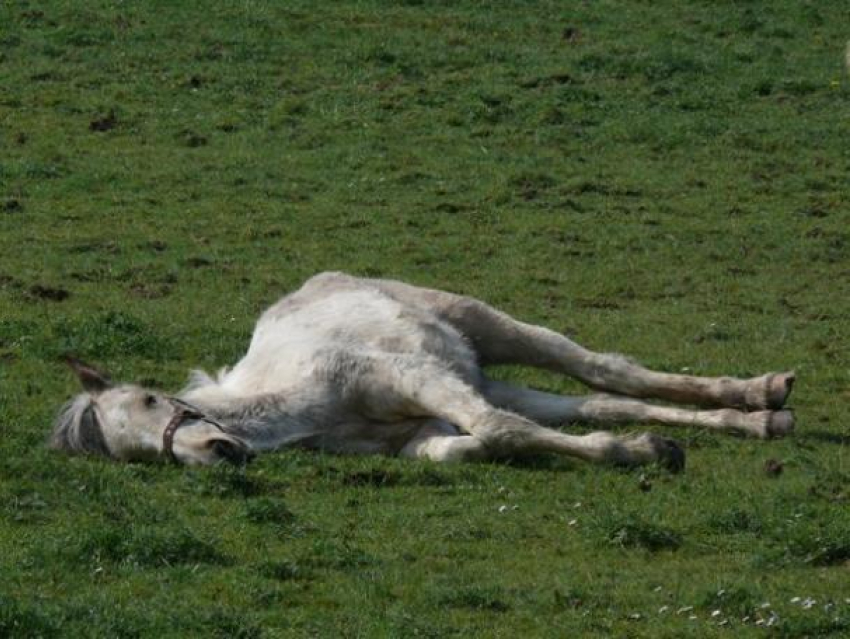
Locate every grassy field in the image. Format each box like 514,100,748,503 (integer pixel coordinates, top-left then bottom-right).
1,1,849,636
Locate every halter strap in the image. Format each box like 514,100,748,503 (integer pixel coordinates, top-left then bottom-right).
161,399,222,463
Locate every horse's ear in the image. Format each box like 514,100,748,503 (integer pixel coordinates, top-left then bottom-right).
64,356,113,393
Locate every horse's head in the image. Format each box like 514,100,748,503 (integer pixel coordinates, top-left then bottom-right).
51,358,252,465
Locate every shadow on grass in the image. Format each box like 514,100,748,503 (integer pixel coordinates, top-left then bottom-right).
798,430,850,446
70,525,230,567
0,597,61,638
181,464,283,498
3,598,266,638
588,510,683,552
436,586,511,613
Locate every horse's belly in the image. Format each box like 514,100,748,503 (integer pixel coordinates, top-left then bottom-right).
302,419,442,456
371,309,479,380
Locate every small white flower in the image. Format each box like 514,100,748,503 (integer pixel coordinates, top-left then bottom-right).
498,505,508,513
791,597,801,603
711,610,722,618
567,519,578,526
760,602,771,609
719,620,729,626
803,598,816,609
658,606,669,614
717,589,726,597
689,615,698,621
677,606,693,615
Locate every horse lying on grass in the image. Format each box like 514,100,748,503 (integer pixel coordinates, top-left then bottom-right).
53,272,795,472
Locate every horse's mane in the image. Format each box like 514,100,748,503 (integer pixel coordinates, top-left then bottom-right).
50,393,112,458
182,367,230,393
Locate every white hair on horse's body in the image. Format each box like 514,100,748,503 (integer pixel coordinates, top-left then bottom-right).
52,272,796,470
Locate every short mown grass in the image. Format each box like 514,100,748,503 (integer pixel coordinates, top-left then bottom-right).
2,1,849,636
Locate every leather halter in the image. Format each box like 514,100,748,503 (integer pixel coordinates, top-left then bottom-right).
162,398,222,463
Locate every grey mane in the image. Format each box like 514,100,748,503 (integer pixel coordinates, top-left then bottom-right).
50,393,112,458
181,368,232,393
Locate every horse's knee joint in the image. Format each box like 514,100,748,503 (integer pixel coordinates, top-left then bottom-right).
472,412,529,454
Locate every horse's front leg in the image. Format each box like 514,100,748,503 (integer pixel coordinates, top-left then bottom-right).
346,353,685,471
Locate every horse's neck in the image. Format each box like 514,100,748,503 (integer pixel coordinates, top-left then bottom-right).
180,387,321,451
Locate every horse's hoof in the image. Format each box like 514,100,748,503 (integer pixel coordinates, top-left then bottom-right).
661,438,686,473
765,410,795,439
650,435,686,473
766,372,795,410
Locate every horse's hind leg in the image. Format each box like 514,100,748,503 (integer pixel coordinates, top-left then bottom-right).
354,354,685,471
485,380,795,439
369,277,794,410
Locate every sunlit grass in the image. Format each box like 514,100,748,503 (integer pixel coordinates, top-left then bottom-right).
1,0,848,635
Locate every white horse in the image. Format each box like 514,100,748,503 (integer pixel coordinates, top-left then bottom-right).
52,272,796,471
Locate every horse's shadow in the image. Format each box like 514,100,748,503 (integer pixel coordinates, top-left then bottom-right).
798,430,850,446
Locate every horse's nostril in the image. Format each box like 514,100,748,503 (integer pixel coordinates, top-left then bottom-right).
211,439,254,465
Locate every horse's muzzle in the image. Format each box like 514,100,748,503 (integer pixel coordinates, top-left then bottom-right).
211,437,255,465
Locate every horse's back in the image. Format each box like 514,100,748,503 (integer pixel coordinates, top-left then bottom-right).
226,273,478,393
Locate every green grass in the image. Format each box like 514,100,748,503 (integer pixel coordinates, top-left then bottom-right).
1,1,849,636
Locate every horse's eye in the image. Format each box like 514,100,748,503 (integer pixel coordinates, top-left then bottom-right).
144,394,158,408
